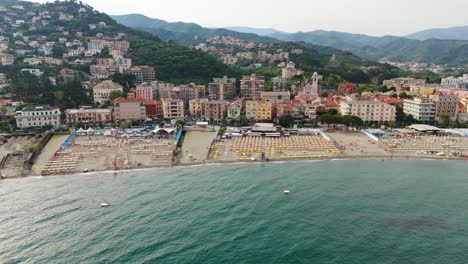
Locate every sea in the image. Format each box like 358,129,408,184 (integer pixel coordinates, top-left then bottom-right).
0,160,468,264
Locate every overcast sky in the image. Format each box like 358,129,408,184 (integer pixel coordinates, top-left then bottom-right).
33,0,468,36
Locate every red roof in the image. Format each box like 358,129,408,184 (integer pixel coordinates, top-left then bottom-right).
145,100,162,105
282,103,293,111
113,97,145,103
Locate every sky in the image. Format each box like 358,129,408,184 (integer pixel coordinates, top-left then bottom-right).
32,0,468,36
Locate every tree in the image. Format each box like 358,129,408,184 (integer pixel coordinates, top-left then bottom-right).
176,120,185,127
278,114,294,128
438,115,450,128
398,92,412,99
109,90,123,101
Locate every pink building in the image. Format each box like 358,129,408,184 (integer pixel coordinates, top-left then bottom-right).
113,97,146,122
136,85,154,101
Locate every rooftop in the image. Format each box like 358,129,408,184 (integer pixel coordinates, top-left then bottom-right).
114,97,145,103
21,105,56,112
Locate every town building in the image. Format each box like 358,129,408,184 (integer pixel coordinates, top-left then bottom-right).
227,101,242,120
431,93,458,121
403,97,435,123
240,74,265,99
272,77,288,92
129,66,156,85
209,76,236,100
441,75,468,88
65,108,113,127
92,81,123,104
15,105,61,129
299,72,322,99
281,62,303,79
340,96,396,123
135,84,154,101
162,99,184,120
0,52,14,65
337,82,357,94
113,97,146,122
145,100,163,119
261,91,291,104
383,78,426,92
245,100,272,121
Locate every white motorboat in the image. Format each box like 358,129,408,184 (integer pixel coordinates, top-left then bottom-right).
83,168,93,173
283,190,290,195
101,202,110,207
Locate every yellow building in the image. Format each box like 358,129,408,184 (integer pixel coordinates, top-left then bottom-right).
93,80,124,104
189,99,207,118
419,86,435,95
256,101,273,121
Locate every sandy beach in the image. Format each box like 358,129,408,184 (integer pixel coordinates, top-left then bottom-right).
179,130,217,165
4,129,466,178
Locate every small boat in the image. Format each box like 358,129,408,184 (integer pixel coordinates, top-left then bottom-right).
83,168,93,173
283,190,290,195
101,202,110,207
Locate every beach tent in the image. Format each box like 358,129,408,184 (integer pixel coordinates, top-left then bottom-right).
103,130,112,136
86,127,95,135
77,128,86,135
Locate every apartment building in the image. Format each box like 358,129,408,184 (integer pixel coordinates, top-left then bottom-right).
162,99,184,120
403,97,435,122
340,96,396,122
65,108,113,127
240,74,265,99
113,97,146,122
432,93,458,121
209,76,236,100
15,105,61,128
129,65,156,85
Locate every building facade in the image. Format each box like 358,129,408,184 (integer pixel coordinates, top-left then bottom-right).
432,94,458,121
16,105,61,129
227,101,242,120
338,82,357,94
65,108,113,127
162,99,184,120
145,100,163,119
240,74,265,99
209,76,236,100
340,97,396,123
129,65,156,85
403,97,435,122
93,80,123,104
113,97,146,122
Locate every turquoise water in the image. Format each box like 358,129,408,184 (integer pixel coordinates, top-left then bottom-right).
1,160,468,263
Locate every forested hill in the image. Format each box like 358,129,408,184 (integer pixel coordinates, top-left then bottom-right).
111,14,278,46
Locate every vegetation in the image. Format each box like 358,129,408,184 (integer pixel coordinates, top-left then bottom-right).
278,114,294,128
109,90,123,101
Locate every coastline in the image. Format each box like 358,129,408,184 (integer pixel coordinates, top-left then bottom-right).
5,155,466,180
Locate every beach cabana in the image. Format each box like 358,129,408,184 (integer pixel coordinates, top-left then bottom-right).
77,128,86,136
86,127,95,135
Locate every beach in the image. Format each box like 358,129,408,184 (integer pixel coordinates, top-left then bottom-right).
1,129,467,178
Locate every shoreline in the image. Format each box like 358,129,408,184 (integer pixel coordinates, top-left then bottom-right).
3,155,466,180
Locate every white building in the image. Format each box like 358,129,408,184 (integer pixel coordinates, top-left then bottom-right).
403,97,435,122
21,68,43,77
162,99,184,120
227,101,242,120
340,96,396,123
15,105,61,129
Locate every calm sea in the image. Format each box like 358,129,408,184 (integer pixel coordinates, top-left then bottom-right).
1,160,468,264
